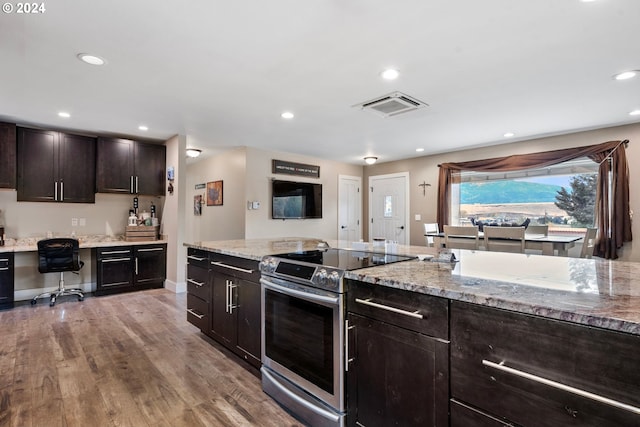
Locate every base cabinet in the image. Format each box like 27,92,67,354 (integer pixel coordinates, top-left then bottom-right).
93,244,166,296
345,279,449,427
186,248,210,331
209,254,261,368
451,301,640,427
0,253,14,309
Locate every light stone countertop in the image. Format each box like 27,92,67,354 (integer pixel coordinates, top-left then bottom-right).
0,235,167,253
185,238,640,336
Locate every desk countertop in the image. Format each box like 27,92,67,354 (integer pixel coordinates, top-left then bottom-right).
0,235,167,253
185,238,640,336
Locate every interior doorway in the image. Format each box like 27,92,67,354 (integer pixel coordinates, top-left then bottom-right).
338,175,362,242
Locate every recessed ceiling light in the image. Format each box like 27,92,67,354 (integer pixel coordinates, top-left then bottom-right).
629,110,640,116
381,69,399,80
416,148,424,152
138,125,148,131
58,112,71,118
77,53,106,66
281,112,294,119
614,70,638,80
503,132,515,138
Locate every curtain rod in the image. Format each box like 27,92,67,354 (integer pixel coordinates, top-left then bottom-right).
598,139,629,165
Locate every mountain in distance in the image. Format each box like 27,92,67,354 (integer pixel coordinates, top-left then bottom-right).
461,181,565,204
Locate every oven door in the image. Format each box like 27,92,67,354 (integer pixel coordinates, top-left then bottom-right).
261,275,345,413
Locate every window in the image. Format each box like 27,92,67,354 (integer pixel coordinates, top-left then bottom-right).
450,158,599,234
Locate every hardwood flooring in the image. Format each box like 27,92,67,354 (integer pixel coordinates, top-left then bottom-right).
0,289,303,427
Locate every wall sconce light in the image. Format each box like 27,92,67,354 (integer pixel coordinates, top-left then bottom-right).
186,148,202,158
364,156,378,165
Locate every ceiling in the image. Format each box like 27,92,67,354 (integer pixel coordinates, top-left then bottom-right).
1,0,639,165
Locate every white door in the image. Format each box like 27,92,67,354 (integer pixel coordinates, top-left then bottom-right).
369,172,409,244
338,175,362,242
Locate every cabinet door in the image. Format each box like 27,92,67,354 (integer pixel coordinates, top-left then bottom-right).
0,122,16,189
96,137,135,194
134,142,165,196
210,271,236,346
0,254,14,308
134,245,166,289
236,279,261,367
95,248,134,295
346,313,449,427
59,133,96,203
17,127,57,202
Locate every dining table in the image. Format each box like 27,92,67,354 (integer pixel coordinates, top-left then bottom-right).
425,232,583,256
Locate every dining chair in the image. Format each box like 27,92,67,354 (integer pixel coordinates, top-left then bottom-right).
423,223,439,247
526,224,549,236
483,226,526,253
443,225,479,250
580,228,597,258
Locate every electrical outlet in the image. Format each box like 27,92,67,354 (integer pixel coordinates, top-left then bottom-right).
71,218,78,226
415,214,422,221
79,218,86,227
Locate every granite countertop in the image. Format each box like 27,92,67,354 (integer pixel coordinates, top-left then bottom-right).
0,235,167,253
184,238,640,336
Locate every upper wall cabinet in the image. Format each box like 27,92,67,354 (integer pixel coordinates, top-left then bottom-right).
0,122,17,189
17,127,96,203
96,137,166,196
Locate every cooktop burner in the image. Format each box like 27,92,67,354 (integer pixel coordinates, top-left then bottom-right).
270,248,415,271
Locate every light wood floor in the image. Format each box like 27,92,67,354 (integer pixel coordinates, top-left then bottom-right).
0,289,303,427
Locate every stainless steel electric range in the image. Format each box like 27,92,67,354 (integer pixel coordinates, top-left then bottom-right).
259,248,415,427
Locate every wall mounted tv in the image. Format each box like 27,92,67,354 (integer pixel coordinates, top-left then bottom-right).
272,179,322,219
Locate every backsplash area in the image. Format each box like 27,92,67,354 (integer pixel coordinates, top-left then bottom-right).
0,191,163,239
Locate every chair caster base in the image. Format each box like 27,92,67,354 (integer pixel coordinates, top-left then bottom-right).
30,299,37,305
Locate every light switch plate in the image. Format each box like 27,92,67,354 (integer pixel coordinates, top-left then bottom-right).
415,214,422,221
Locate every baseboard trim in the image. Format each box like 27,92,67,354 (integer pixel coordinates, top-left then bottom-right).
164,279,186,293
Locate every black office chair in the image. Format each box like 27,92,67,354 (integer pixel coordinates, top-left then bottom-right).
31,238,85,307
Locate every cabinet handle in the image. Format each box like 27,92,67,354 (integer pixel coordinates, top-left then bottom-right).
225,280,230,314
54,181,58,201
482,359,640,415
135,176,139,194
138,247,164,252
60,181,64,201
354,298,424,319
130,176,134,194
0,267,8,271
135,258,139,275
102,250,131,255
101,257,131,263
345,319,355,372
228,282,237,314
187,279,204,287
211,261,254,274
187,255,207,262
186,308,205,319
0,258,9,262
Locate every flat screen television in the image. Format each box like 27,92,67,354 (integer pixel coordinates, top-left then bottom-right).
272,179,322,219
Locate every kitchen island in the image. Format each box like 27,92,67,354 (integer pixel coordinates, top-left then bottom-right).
185,238,640,426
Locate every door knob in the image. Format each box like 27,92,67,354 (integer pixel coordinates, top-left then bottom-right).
398,226,405,230
341,225,347,229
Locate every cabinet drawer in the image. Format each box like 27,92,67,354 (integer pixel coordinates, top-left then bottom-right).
187,293,209,331
451,301,640,427
450,399,517,427
97,246,133,258
210,253,259,282
187,265,209,301
187,248,209,268
346,279,448,339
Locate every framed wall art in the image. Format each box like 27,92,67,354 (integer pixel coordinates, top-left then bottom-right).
207,180,223,206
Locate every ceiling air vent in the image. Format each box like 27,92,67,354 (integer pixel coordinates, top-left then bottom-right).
354,92,428,117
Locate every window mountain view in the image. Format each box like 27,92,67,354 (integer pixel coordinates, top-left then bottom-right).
459,175,596,230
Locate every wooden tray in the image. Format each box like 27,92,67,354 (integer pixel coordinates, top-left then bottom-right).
125,225,159,241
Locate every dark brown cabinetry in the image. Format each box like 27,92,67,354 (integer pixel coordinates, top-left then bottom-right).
93,244,166,296
209,253,261,368
0,122,16,189
96,137,165,196
450,301,640,427
186,248,210,331
17,127,96,203
0,253,14,309
345,280,450,427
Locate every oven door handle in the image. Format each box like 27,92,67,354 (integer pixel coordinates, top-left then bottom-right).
261,278,339,305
